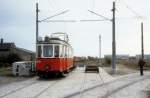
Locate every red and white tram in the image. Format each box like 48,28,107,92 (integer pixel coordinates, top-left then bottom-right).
36,33,73,78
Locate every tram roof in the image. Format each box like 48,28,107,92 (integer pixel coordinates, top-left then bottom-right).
37,38,71,47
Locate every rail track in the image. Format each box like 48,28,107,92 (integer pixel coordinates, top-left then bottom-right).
71,67,108,98
1,70,76,98
33,70,76,98
0,67,150,98
0,77,64,98
0,78,38,98
32,80,60,98
100,76,150,98
79,67,110,98
64,68,150,98
78,70,87,98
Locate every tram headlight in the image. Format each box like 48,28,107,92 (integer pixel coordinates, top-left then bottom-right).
45,65,50,70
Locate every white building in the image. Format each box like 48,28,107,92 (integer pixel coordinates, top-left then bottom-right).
12,61,35,76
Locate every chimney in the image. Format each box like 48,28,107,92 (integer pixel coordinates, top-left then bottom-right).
1,38,3,44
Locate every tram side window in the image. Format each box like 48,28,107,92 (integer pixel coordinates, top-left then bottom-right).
68,47,71,58
43,45,53,57
69,48,71,58
67,47,69,58
38,46,42,57
54,45,59,57
65,46,67,57
60,45,63,57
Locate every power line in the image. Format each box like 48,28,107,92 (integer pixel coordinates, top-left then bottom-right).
88,10,111,21
92,0,95,11
117,0,143,19
39,10,69,22
43,19,109,23
80,19,109,22
47,0,55,11
115,17,144,21
43,20,77,23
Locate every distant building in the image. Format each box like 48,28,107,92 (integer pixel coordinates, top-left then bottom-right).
104,54,129,60
104,55,112,59
74,56,87,62
116,55,130,60
136,55,150,60
0,38,35,61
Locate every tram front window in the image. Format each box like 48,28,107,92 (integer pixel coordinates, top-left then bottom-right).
43,45,53,57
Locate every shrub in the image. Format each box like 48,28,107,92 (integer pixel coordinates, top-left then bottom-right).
0,53,22,67
104,57,111,65
6,53,22,64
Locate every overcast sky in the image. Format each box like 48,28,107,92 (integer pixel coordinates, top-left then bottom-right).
0,0,150,57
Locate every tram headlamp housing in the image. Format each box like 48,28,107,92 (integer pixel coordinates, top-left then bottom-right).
45,64,50,70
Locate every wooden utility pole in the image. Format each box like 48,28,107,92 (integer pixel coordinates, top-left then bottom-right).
112,1,116,74
99,34,101,64
141,22,144,60
139,22,145,76
36,3,39,43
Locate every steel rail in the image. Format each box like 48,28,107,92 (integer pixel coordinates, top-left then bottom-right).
0,79,38,98
64,73,150,98
78,69,87,98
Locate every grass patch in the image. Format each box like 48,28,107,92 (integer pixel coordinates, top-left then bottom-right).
0,67,12,76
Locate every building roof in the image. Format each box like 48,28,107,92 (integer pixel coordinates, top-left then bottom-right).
0,39,35,54
15,47,35,54
0,43,16,50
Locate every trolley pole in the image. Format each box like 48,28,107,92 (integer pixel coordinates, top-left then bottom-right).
36,3,39,43
112,1,116,74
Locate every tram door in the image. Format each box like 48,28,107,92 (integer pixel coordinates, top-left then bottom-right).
64,46,68,71
60,45,65,71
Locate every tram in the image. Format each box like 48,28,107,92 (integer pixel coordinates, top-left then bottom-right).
36,33,73,78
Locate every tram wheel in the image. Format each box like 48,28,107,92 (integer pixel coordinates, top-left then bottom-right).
59,72,68,77
39,74,44,79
